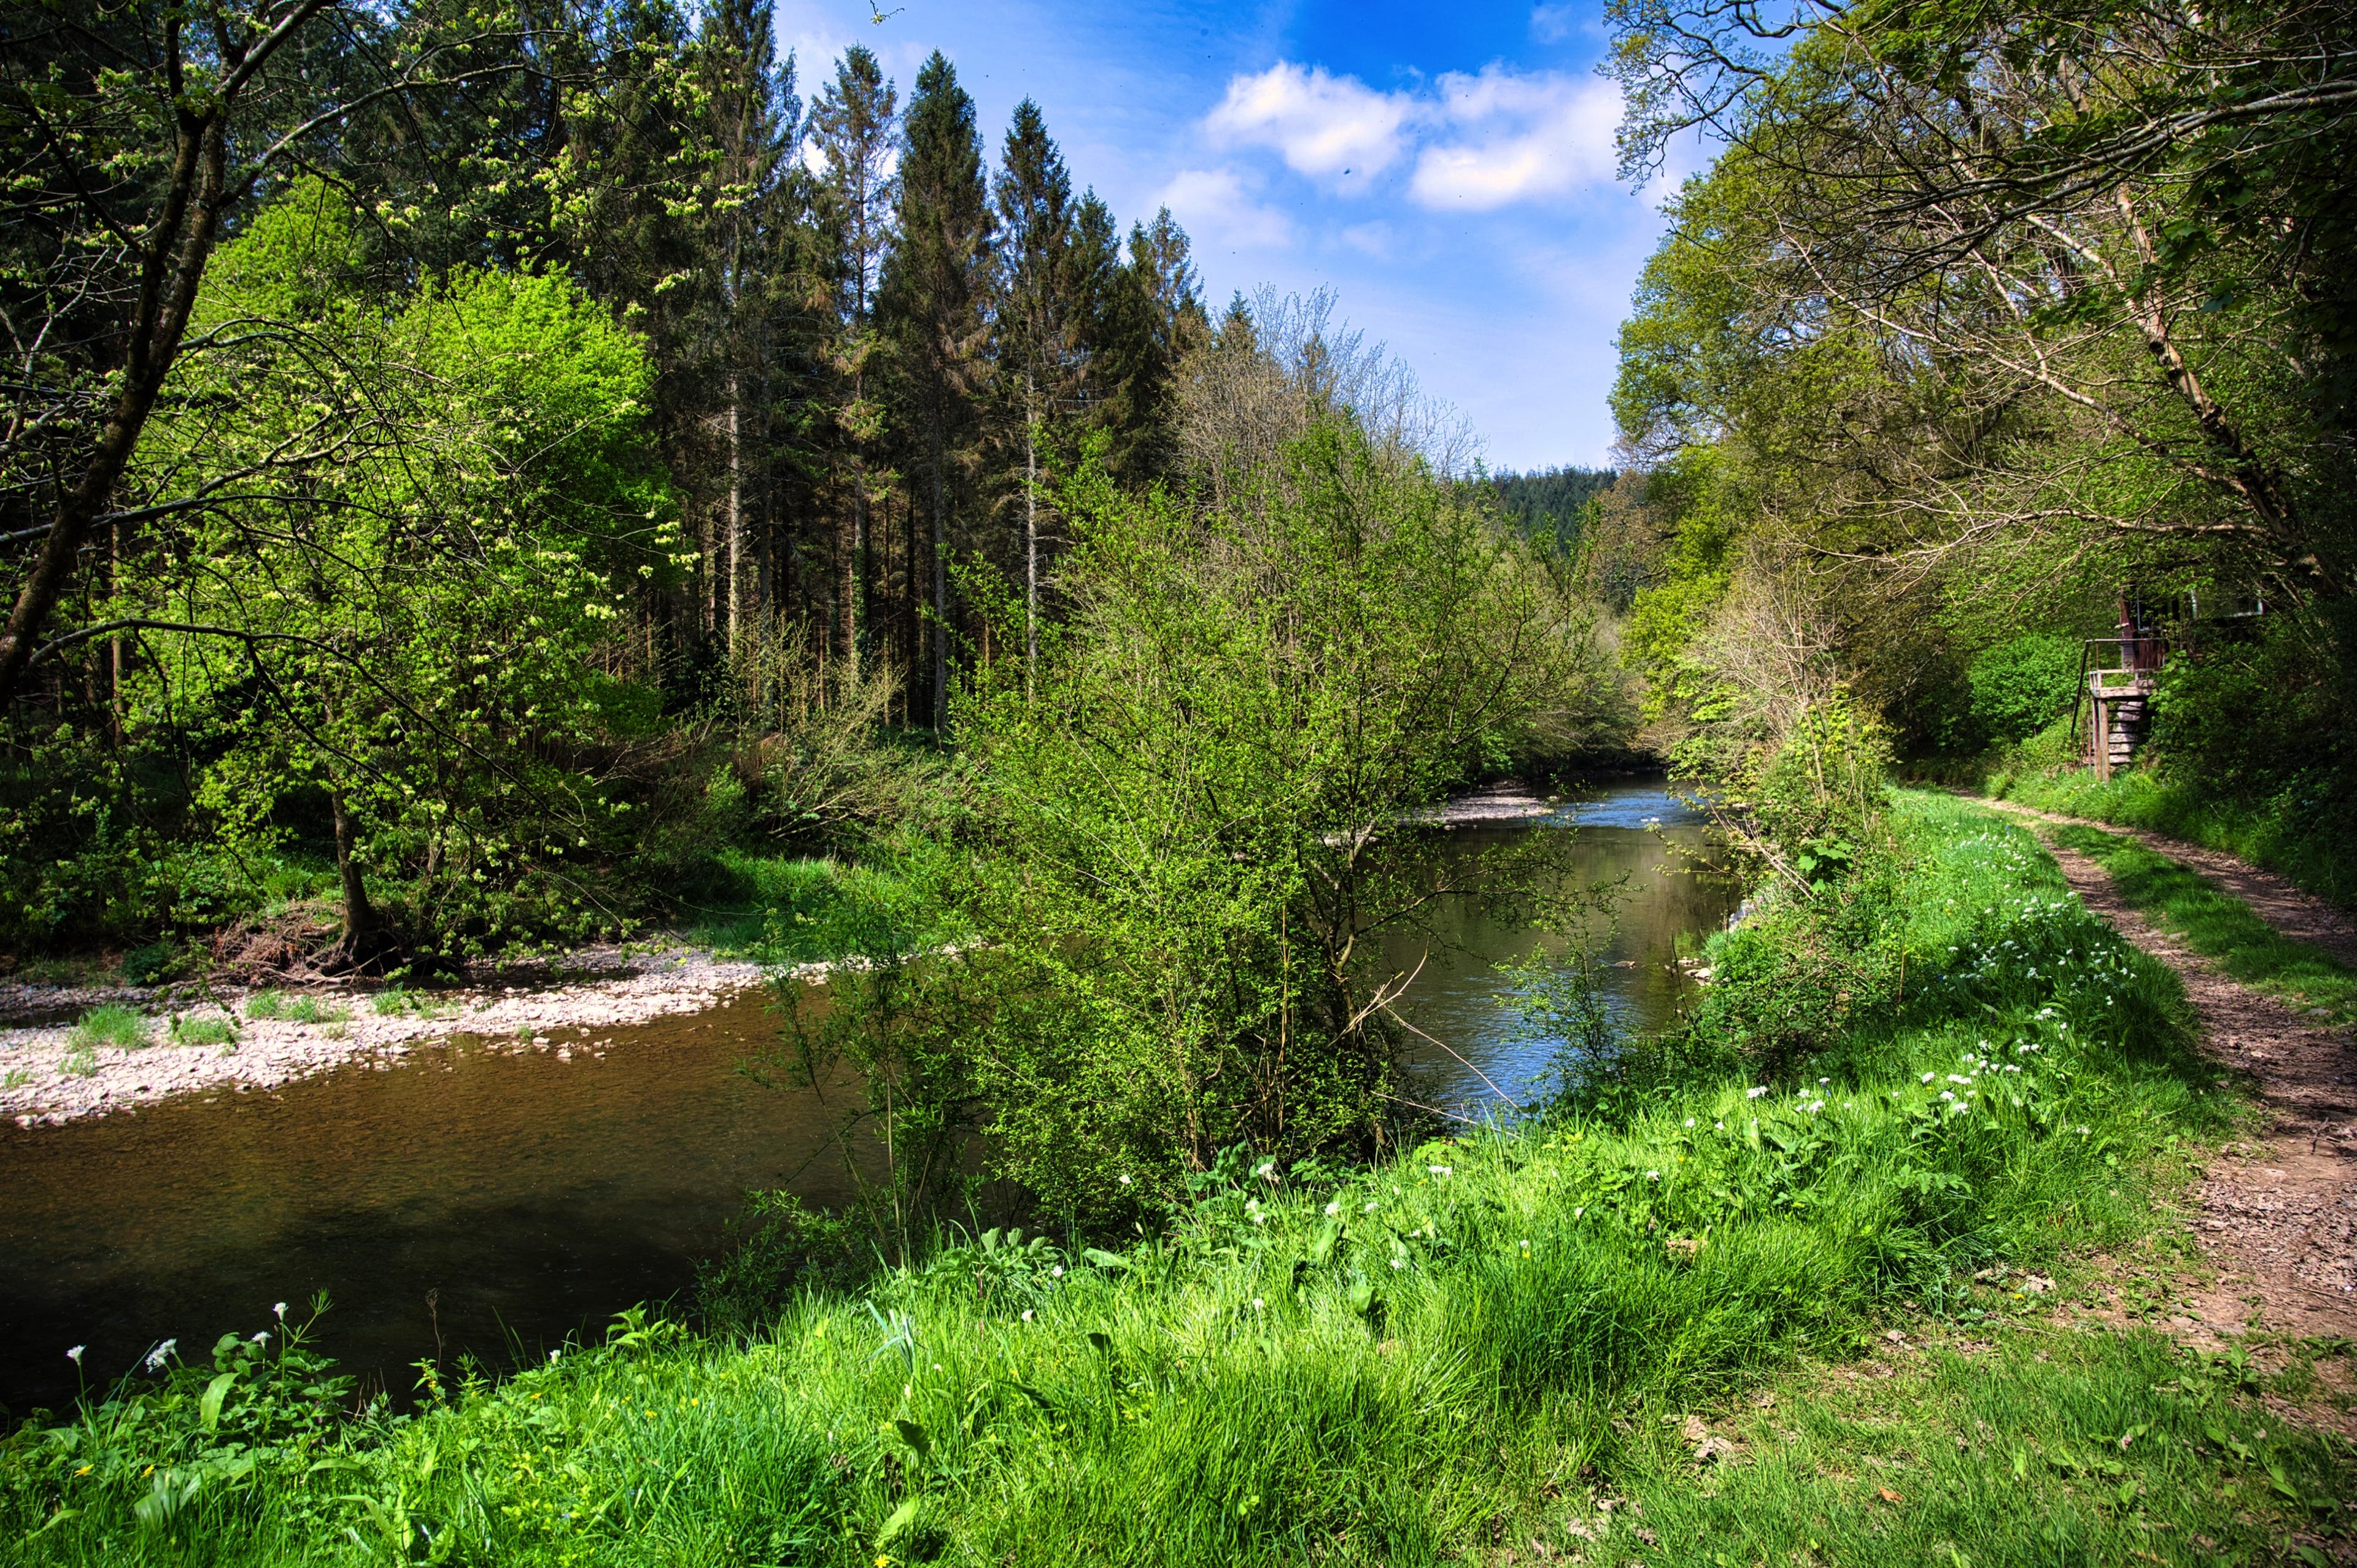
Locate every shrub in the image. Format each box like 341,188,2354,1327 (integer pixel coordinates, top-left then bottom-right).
1967,633,2080,745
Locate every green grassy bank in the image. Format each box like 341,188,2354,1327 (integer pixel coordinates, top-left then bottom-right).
3,794,2349,1566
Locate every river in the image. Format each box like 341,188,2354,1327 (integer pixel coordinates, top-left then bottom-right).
0,779,1732,1415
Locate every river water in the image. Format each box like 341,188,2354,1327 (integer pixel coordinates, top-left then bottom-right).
0,779,1731,1415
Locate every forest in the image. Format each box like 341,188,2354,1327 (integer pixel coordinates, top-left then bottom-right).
2,0,2355,1562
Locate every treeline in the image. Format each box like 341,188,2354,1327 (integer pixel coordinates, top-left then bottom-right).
0,0,1636,968
1592,0,2356,876
1487,466,1614,554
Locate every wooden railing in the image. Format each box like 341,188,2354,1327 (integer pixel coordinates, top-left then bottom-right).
2066,635,2167,772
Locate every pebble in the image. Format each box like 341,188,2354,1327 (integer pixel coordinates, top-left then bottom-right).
0,945,783,1127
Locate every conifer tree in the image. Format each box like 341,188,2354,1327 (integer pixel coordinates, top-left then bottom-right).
991,100,1079,682
810,47,898,682
695,0,800,653
879,52,993,728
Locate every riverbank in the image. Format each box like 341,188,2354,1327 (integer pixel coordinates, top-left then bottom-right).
9,791,2347,1564
0,942,780,1128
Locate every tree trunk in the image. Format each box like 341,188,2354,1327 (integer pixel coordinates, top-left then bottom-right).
330,787,385,967
727,385,744,655
931,426,949,730
1025,376,1039,695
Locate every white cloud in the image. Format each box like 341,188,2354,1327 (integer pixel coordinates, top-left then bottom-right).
1158,166,1293,252
1410,68,1622,210
1200,61,1623,212
1203,61,1413,185
1528,4,1581,43
1341,220,1395,257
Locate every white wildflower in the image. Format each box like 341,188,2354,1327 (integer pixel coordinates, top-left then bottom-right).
1323,1201,1341,1218
1746,1086,1768,1100
1051,1265,1064,1278
144,1338,177,1372
1021,1310,1034,1322
66,1345,83,1366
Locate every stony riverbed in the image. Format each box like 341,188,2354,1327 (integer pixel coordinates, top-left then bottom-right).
0,943,809,1127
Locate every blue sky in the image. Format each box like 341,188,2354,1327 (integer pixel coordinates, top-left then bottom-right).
773,1,1683,471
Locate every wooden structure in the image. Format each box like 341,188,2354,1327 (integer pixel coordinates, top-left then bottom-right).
2068,598,2169,779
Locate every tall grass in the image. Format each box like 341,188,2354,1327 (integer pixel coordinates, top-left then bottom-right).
65,1005,149,1052
3,794,2342,1565
681,851,950,964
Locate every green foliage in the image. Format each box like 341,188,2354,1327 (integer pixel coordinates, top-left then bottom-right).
99,182,685,960
368,987,454,1019
937,423,1614,1213
1984,608,2357,910
1487,465,1614,554
68,1005,150,1052
243,992,348,1026
1967,633,2081,746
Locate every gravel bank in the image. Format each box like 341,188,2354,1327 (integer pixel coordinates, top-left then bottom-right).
0,944,815,1129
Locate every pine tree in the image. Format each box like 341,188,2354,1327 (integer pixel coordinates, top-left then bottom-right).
1089,207,1207,482
810,47,898,684
878,52,993,729
991,100,1078,684
695,0,800,654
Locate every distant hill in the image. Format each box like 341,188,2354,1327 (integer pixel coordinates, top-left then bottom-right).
1488,466,1616,552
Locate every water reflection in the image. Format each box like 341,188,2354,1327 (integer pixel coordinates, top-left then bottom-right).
1387,780,1738,1113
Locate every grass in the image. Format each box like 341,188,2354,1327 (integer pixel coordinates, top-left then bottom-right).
3,793,2348,1565
2047,823,2357,1029
66,1005,149,1052
166,1014,238,1048
242,990,349,1025
1986,761,2357,912
370,986,455,1019
1604,1325,2350,1566
683,849,951,964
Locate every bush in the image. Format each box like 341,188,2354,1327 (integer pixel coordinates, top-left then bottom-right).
1967,633,2080,745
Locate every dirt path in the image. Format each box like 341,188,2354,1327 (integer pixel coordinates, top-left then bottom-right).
2013,822,2357,1342
1989,798,2357,965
